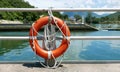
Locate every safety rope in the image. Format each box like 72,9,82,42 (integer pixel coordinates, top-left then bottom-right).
31,26,48,68
31,8,70,68
31,19,63,68
48,8,70,44
48,8,66,38
45,8,65,68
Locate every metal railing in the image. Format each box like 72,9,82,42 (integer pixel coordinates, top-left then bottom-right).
0,8,120,40
0,36,120,40
0,8,120,12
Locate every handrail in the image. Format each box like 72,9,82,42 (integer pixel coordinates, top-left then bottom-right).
0,36,120,40
0,8,120,40
0,8,120,12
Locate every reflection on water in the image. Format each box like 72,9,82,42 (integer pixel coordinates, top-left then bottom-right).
0,31,120,61
0,40,27,55
91,24,120,29
79,40,120,60
0,40,34,61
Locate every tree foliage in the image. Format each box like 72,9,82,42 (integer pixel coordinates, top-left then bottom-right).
74,14,81,21
100,12,120,24
0,0,63,24
85,12,99,24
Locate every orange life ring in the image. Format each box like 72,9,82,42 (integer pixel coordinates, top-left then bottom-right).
29,16,70,59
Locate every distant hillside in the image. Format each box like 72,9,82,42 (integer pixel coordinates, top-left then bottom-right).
99,12,120,24
0,0,34,8
0,0,38,23
100,13,110,17
62,12,109,18
0,0,62,24
106,12,120,20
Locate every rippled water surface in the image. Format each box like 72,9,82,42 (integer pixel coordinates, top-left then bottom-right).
0,31,120,61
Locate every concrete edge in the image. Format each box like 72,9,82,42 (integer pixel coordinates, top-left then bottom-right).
1,60,120,64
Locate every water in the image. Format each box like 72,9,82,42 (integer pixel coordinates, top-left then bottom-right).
90,24,120,29
0,31,120,61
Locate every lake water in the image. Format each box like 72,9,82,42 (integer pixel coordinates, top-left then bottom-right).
0,30,120,61
90,24,120,29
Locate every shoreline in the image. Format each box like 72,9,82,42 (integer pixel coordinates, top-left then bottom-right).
0,24,99,31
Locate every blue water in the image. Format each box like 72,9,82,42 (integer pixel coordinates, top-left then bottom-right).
0,31,120,61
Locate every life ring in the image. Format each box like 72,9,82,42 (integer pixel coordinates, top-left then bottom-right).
29,16,71,59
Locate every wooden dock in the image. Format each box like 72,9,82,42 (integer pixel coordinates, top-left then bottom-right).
0,24,99,31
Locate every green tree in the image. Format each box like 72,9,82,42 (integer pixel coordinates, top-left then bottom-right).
74,14,81,21
118,15,120,21
92,17,99,24
0,0,63,24
62,14,68,20
85,12,92,24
